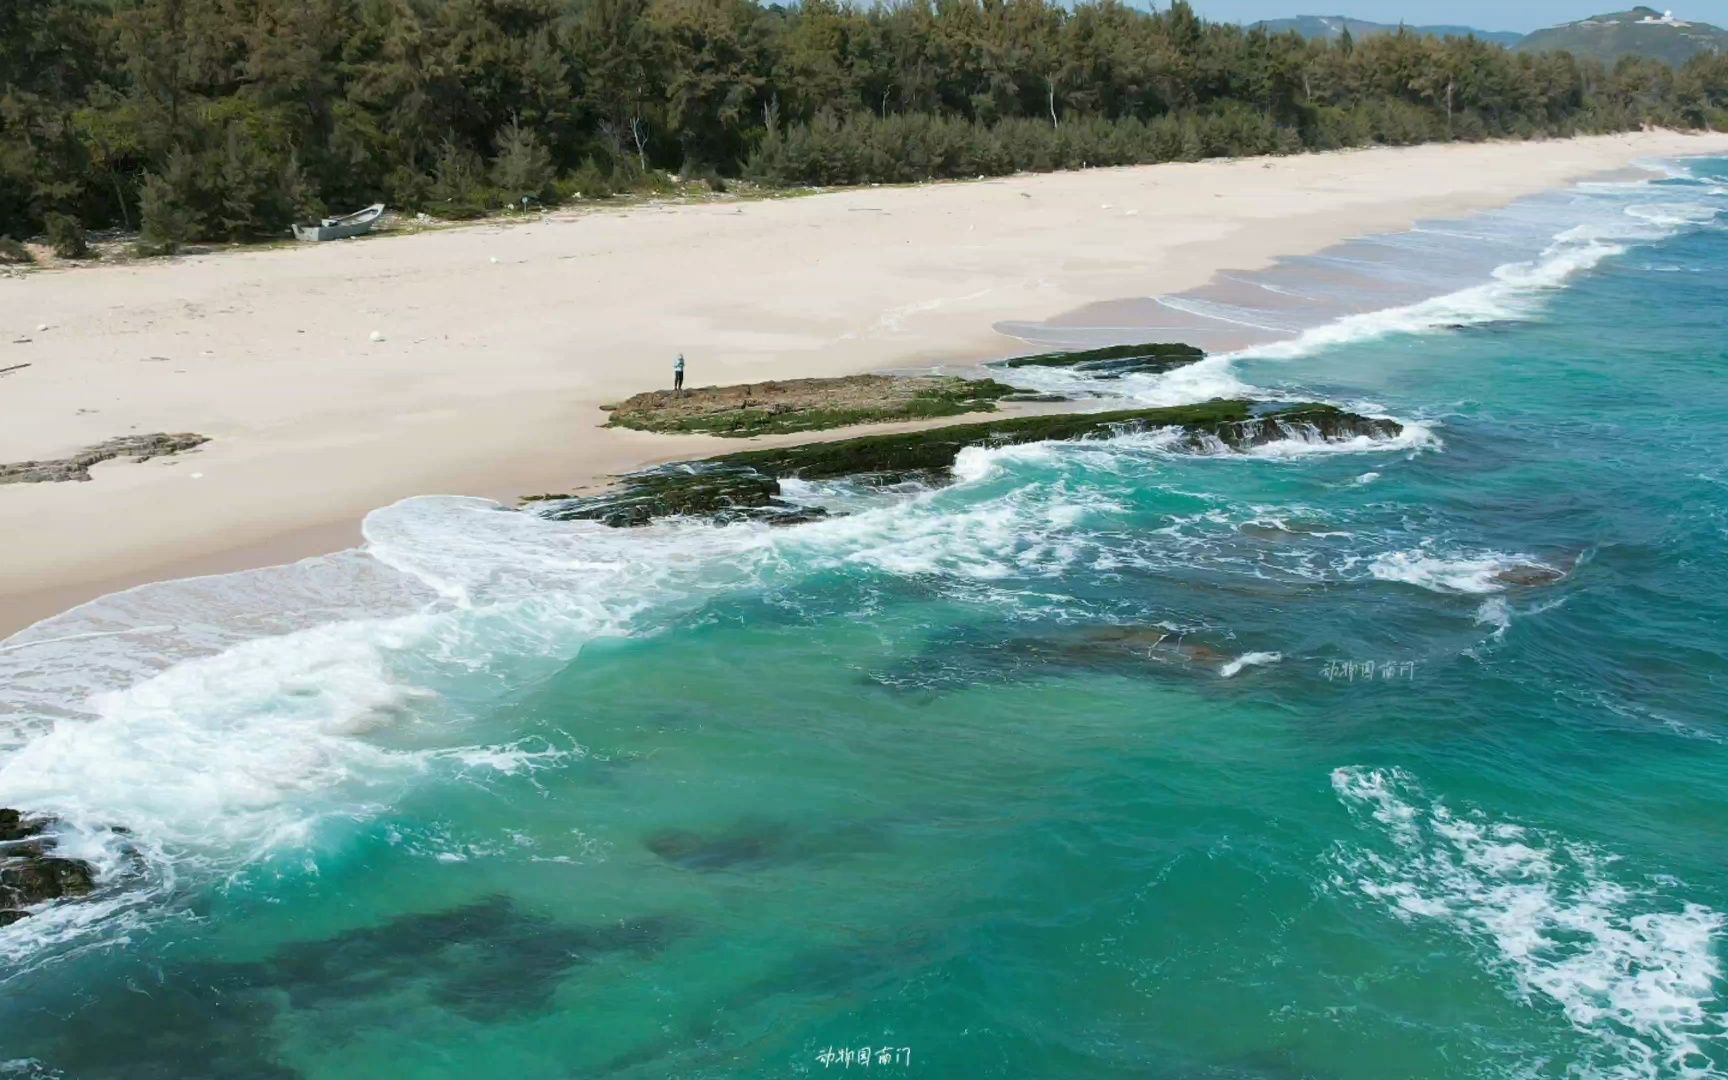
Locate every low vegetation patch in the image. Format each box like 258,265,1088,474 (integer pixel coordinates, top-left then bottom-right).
0,237,33,265
44,214,93,259
603,375,1018,437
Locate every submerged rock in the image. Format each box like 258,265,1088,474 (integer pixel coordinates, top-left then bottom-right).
1022,626,1231,668
646,820,888,873
876,624,1246,693
236,896,682,1020
0,809,98,924
647,826,787,871
1,433,209,484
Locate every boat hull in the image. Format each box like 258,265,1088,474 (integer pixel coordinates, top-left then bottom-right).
292,204,385,242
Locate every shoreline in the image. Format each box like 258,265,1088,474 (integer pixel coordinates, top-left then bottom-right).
5,131,1728,640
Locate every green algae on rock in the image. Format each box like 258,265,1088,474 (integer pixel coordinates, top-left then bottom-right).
603,375,1019,437
536,401,1401,526
526,463,820,528
1,809,99,925
994,342,1206,378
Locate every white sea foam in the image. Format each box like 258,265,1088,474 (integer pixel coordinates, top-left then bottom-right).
433,737,585,778
1216,162,1714,365
990,353,1258,408
1233,229,1631,362
1219,651,1282,678
4,156,1722,971
0,494,787,966
787,457,1108,581
1626,203,1723,228
1368,548,1554,595
0,402,1437,922
1476,594,1570,642
990,159,1724,444
1475,596,1513,636
1212,418,1438,460
1633,159,1698,182
0,616,432,853
1330,766,1728,1078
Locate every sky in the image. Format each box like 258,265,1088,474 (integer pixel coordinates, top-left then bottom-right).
1182,1,1638,34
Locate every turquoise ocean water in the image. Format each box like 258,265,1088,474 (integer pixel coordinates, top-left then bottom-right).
2,157,1726,1079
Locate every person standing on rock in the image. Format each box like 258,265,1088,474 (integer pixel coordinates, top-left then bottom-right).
674,354,686,393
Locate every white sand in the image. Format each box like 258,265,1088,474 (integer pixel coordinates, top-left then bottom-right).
4,130,1726,634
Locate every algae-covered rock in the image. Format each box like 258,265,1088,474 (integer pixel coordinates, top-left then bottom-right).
530,463,827,527
604,374,1018,437
0,808,41,843
0,857,95,904
1,809,99,925
538,400,1400,528
715,400,1394,481
872,623,1246,692
996,341,1205,377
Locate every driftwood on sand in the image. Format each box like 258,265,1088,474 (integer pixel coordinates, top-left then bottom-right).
1,433,209,484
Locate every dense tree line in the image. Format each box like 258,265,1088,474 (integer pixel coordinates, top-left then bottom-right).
3,0,1726,249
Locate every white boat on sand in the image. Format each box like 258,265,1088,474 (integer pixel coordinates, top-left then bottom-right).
292,204,386,242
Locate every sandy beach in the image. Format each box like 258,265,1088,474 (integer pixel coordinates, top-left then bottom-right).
4,130,1726,636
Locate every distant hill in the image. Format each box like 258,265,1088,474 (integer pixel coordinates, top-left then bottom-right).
1251,15,1524,47
1514,7,1728,65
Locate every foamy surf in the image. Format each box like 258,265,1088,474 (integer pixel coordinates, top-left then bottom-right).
995,156,1725,387
4,153,1727,1080
0,410,1440,925
1367,548,1558,595
1219,651,1281,678
1188,417,1439,460
988,353,1259,408
1233,226,1633,362
1329,766,1728,1078
0,493,793,964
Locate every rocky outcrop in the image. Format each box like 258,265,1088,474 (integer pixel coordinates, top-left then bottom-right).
995,341,1206,378
602,375,1018,437
529,463,828,528
1,809,97,925
1492,563,1568,587
1,433,209,484
532,400,1402,527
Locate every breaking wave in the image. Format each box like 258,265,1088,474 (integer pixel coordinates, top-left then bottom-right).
1329,766,1728,1078
994,157,1726,400
1366,548,1557,595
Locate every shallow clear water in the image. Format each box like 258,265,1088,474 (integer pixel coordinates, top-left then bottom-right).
2,159,1726,1079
